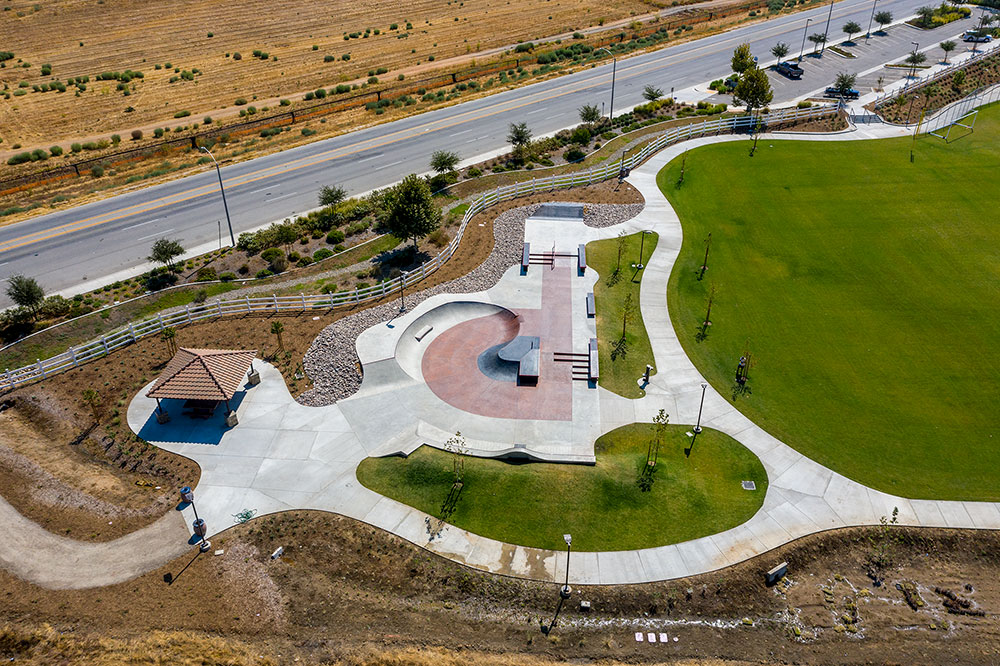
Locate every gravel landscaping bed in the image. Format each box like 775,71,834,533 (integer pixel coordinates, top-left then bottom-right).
298,200,643,405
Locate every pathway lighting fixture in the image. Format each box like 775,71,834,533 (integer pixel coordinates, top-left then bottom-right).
181,486,212,552
596,48,617,121
561,534,572,599
199,146,236,248
694,382,708,434
637,230,653,270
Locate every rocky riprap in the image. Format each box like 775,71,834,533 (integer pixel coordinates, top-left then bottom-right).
297,200,644,406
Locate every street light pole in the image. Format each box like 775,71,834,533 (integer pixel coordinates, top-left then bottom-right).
693,382,708,434
798,18,812,62
821,0,835,55
865,0,879,43
199,147,236,248
561,534,572,599
597,48,617,121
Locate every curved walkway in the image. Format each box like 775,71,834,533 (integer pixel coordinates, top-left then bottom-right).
6,120,1000,590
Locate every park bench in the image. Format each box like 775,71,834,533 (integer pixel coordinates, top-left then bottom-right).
521,242,531,273
586,292,595,318
588,338,599,382
577,244,587,275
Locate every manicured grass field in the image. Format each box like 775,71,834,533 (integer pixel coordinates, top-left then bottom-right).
661,104,1000,500
588,231,658,398
357,424,767,551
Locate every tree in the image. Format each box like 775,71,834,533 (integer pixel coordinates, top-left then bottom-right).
5,274,45,317
843,21,862,42
273,223,299,253
270,320,284,351
642,84,664,102
81,388,103,424
506,122,532,161
578,103,601,124
731,42,755,74
807,33,827,54
916,5,934,28
905,49,927,78
833,72,858,98
429,150,460,174
161,327,177,355
147,238,184,270
620,292,635,340
874,10,893,32
318,184,346,207
940,39,956,64
770,41,789,64
385,174,441,252
733,67,773,155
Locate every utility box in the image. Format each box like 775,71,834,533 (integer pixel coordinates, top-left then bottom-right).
766,561,788,586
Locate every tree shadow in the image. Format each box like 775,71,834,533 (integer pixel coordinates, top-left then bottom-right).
606,269,623,288
694,324,710,343
731,380,753,401
611,337,629,361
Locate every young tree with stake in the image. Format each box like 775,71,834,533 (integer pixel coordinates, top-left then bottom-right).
770,42,789,64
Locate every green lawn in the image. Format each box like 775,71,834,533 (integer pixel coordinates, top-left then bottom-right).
356,424,767,551
588,231,658,398
661,103,1000,501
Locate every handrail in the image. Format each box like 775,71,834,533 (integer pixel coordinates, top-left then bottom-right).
0,104,836,391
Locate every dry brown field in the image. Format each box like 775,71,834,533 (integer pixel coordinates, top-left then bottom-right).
0,0,658,147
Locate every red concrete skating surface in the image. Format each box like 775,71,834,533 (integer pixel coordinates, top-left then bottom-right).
421,260,575,421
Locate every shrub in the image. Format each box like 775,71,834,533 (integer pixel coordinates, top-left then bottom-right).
304,92,315,100
315,88,327,98
428,55,435,61
280,98,291,106
570,126,591,144
235,97,247,105
368,76,379,84
287,251,301,262
313,248,334,261
260,247,284,263
324,54,336,62
297,256,314,267
255,269,273,278
39,295,71,318
49,145,63,157
466,166,482,178
563,147,585,162
203,116,212,124
196,266,218,281
111,134,121,144
427,228,450,247
268,255,288,273
91,165,104,178
153,128,164,138
515,42,534,53
233,52,242,60
71,142,82,152
219,272,236,282
6,152,30,165
342,53,350,61
797,100,813,108
301,128,317,136
238,264,250,275
335,84,351,94
326,229,345,244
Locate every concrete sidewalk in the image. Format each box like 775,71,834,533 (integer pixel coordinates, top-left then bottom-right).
6,118,998,590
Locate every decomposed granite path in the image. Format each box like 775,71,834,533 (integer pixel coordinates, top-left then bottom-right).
4,118,1000,590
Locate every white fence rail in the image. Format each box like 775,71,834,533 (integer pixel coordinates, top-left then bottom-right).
0,104,839,391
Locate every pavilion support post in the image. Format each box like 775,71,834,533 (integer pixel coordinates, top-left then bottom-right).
155,397,171,424
224,398,239,427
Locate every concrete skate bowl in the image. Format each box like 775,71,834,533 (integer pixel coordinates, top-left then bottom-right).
395,301,520,382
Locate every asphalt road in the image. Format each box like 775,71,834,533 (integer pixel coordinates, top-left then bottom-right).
0,0,971,305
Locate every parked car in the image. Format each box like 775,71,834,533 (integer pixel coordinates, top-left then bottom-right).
963,31,993,43
776,61,804,79
824,86,860,99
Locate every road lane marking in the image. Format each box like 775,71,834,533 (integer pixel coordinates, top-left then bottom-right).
137,228,174,241
124,219,159,230
357,153,385,162
451,129,474,136
268,192,299,202
373,160,405,171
